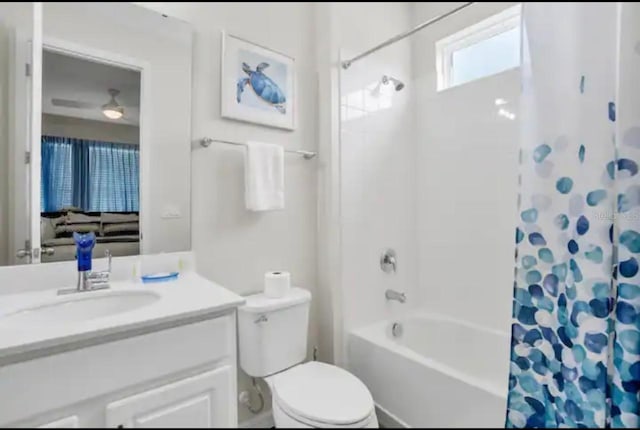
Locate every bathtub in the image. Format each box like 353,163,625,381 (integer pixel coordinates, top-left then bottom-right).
348,313,510,428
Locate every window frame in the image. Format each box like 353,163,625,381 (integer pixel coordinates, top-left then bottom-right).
436,4,522,91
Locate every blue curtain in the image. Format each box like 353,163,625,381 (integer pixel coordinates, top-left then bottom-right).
506,3,640,428
88,142,139,212
41,136,139,213
41,137,74,212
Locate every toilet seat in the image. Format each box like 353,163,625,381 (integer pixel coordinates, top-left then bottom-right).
273,395,375,428
269,361,375,427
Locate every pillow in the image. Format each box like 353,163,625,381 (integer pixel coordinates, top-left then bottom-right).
41,216,60,241
55,223,100,238
101,213,139,224
65,212,101,224
42,237,76,247
102,222,139,236
43,215,66,226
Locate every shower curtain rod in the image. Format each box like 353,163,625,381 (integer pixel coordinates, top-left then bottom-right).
341,2,474,70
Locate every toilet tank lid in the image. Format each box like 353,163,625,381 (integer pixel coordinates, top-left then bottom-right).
239,287,311,313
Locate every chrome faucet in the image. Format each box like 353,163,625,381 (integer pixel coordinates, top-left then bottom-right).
59,250,112,295
385,289,406,303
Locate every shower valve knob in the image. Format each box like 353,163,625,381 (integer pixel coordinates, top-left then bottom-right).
380,249,397,273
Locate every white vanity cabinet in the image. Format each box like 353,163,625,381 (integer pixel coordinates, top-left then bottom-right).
105,366,233,428
1,312,239,428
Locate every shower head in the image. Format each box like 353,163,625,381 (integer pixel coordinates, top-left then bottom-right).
382,75,405,91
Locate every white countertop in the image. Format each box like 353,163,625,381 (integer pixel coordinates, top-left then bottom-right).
0,272,245,362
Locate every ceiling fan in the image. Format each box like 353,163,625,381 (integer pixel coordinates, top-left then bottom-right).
51,88,131,120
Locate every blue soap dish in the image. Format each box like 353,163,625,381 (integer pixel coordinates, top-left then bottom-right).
141,272,179,284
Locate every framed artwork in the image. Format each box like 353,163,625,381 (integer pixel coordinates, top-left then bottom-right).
221,31,295,130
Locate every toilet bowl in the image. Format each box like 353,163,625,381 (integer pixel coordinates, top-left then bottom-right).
266,361,378,428
237,287,378,428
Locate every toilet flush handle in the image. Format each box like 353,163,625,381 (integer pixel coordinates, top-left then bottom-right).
255,314,268,324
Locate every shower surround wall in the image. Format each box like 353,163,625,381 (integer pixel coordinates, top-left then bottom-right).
334,2,521,366
335,2,520,359
412,2,520,334
333,3,520,425
335,2,419,360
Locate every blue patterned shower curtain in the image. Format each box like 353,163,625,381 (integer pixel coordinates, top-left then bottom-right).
506,3,640,428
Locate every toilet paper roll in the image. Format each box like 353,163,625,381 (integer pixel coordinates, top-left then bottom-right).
264,271,291,298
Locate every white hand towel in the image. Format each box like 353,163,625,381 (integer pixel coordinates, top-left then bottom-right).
244,141,284,211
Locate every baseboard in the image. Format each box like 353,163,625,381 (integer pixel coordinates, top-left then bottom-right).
376,404,409,428
238,411,274,428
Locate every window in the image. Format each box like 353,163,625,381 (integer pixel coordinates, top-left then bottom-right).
436,5,521,91
41,136,139,213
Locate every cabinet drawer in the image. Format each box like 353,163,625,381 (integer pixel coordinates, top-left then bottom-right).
0,314,234,425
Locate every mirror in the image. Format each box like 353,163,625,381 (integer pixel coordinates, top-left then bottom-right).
40,51,142,262
35,2,192,262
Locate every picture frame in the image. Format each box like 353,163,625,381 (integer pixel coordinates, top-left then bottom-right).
220,31,296,130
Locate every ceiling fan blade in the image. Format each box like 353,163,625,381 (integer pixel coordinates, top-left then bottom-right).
51,98,97,109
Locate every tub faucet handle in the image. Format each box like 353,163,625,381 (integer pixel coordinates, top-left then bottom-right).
380,249,397,273
105,249,112,273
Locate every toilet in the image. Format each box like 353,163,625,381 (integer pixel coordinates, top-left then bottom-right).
238,287,378,428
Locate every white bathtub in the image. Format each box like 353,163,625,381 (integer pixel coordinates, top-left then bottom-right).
348,313,510,428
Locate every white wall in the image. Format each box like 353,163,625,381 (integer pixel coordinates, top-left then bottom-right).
42,114,139,145
0,3,33,267
314,2,341,368
0,20,10,267
43,3,192,255
328,2,419,364
412,2,519,333
137,2,318,425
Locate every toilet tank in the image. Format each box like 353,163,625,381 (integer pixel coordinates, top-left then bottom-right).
237,287,311,377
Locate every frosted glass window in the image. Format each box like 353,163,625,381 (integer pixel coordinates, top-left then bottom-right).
450,26,520,87
436,5,521,90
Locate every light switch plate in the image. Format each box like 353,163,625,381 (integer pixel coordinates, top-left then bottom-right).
161,206,182,219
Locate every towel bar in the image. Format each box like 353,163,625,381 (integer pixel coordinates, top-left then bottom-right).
200,137,317,160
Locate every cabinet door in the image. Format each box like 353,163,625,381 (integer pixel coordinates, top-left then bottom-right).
37,416,79,428
105,366,234,428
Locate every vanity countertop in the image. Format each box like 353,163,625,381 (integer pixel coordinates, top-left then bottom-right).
0,272,245,362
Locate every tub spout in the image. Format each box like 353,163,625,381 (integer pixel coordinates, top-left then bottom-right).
385,289,406,303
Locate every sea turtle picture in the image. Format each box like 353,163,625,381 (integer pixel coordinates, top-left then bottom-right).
237,62,286,114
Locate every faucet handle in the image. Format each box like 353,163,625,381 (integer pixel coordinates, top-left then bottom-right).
105,249,112,273
380,249,397,273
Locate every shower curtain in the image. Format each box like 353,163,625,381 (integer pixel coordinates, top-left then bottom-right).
506,3,640,428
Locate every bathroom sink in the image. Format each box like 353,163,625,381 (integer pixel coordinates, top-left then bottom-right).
0,290,161,326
